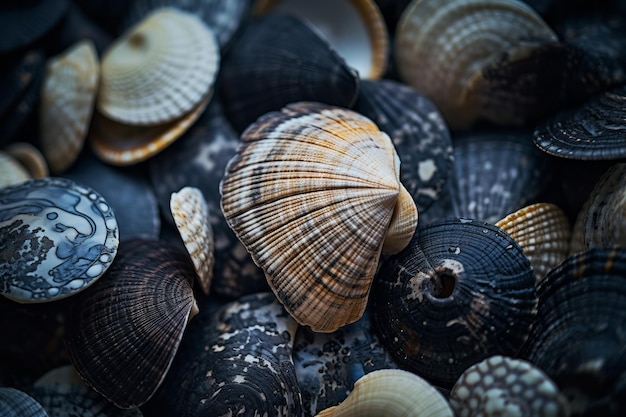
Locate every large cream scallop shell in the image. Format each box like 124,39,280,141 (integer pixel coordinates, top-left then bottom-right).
97,7,219,126
40,40,99,174
220,102,418,332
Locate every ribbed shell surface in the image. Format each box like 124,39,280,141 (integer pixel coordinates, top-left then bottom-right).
0,387,48,417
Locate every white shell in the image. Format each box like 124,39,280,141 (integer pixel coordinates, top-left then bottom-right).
0,151,31,189
5,142,49,179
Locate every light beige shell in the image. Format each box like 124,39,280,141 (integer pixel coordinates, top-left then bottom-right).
0,151,31,189
220,102,418,332
40,40,99,174
315,369,453,417
97,7,219,126
170,186,215,296
394,0,557,130
496,203,571,284
5,142,49,179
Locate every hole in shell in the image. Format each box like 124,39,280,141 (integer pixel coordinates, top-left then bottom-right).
429,271,456,299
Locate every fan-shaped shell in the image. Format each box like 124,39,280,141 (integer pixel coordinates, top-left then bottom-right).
371,217,537,388
97,7,219,126
0,151,31,189
0,387,48,417
64,237,198,409
220,102,418,332
40,40,99,174
5,142,48,179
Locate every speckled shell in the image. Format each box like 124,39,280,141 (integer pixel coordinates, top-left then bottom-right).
151,292,302,416
0,177,119,303
64,237,197,409
449,355,570,417
496,203,571,284
315,369,453,417
97,7,219,126
170,186,214,296
0,151,31,189
40,40,99,174
371,218,537,388
220,14,360,132
354,79,453,213
220,102,418,332
394,0,557,130
521,247,626,416
0,387,48,417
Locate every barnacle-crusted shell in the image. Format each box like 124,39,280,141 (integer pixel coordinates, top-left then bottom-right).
97,7,219,126
5,142,48,179
372,218,537,388
449,355,570,417
0,177,119,303
394,0,557,130
220,102,418,332
0,151,31,189
315,369,453,417
496,203,571,284
0,387,48,417
40,40,99,174
64,237,198,409
170,186,214,296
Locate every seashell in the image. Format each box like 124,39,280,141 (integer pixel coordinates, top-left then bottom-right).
5,142,48,179
0,151,31,189
253,0,389,79
449,355,570,417
150,292,302,417
0,177,119,303
170,186,214,296
371,217,537,388
64,237,198,409
521,247,626,416
315,369,454,417
97,7,219,126
220,14,360,132
0,387,48,417
220,102,418,332
354,79,453,213
40,40,99,174
495,203,571,284
394,0,557,130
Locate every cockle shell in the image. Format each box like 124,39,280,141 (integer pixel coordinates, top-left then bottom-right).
315,369,453,417
40,40,99,174
0,387,47,417
97,7,219,126
220,102,418,332
0,151,31,189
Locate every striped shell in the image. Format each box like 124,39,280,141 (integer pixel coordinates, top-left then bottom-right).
0,387,47,417
220,102,418,332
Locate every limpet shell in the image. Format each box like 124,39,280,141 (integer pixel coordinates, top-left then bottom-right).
0,387,47,417
0,177,119,303
5,142,48,180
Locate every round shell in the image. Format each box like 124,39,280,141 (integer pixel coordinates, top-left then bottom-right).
5,142,48,179
0,151,31,189
220,102,418,332
0,177,119,303
371,217,537,388
40,39,99,174
0,387,47,417
97,7,219,126
64,237,198,409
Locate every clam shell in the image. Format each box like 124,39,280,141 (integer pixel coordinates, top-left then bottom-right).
220,14,360,132
5,142,48,179
40,40,99,174
0,151,31,189
0,387,47,417
0,177,119,303
371,217,537,388
220,102,418,332
97,7,219,126
64,237,197,409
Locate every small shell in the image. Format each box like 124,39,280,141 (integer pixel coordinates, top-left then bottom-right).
220,102,418,332
0,387,47,417
449,355,570,417
0,151,31,189
170,186,214,296
5,142,48,179
315,369,453,417
40,40,99,174
0,177,119,303
64,237,198,408
97,7,219,126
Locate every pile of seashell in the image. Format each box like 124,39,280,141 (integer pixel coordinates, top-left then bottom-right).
1,0,626,416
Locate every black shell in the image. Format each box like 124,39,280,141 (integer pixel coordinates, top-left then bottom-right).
0,387,47,417
521,247,626,416
371,217,537,388
220,14,359,132
354,79,453,213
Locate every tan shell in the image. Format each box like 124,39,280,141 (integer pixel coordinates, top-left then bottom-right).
220,102,418,332
5,142,49,179
0,151,31,189
496,203,571,284
315,369,453,417
170,186,215,296
40,40,99,174
97,7,219,126
394,0,557,130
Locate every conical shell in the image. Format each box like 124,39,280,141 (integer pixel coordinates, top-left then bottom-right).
0,387,47,417
0,151,31,189
40,40,99,174
97,7,219,126
220,102,418,332
64,237,198,408
5,142,48,179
